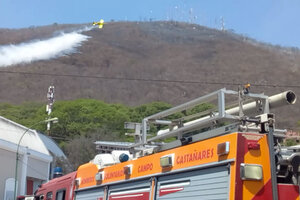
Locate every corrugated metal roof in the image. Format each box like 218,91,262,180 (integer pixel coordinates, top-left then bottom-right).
38,133,67,158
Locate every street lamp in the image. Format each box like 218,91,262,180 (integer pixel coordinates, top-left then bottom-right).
13,117,58,200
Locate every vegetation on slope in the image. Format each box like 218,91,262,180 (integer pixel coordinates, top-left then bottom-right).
0,99,217,169
0,99,174,169
0,98,299,170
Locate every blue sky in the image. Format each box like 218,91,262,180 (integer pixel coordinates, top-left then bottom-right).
0,0,299,48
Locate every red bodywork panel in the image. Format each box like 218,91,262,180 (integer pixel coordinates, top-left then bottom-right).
35,171,77,200
278,184,300,200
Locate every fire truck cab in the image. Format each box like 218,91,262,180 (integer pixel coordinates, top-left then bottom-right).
34,171,76,200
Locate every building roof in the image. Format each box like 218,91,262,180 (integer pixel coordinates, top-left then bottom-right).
38,133,67,159
0,116,50,158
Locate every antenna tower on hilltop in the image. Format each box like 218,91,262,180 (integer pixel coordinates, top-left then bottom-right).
220,16,225,31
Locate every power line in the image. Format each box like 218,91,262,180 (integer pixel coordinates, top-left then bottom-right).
0,69,300,88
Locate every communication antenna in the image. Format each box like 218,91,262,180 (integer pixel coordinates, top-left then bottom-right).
46,86,55,135
149,10,153,22
220,16,225,31
189,8,193,23
174,5,178,22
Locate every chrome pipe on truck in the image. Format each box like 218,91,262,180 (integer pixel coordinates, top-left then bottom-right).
226,90,296,116
157,90,296,136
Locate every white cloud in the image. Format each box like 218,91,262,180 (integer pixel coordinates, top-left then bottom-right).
0,28,91,67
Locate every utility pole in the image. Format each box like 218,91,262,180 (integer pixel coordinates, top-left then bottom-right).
46,86,55,135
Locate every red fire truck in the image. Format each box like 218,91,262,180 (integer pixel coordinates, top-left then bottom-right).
34,87,300,200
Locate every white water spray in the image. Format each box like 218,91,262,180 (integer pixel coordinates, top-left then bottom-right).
0,27,92,67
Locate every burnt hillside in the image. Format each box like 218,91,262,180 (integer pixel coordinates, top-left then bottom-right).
0,21,300,128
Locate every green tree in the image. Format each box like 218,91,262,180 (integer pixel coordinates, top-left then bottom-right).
0,99,218,168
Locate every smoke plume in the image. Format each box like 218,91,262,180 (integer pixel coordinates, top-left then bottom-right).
0,27,92,67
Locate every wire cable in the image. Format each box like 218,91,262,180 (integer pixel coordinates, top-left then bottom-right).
0,70,300,88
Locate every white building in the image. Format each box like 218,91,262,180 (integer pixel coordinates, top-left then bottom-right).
0,116,52,200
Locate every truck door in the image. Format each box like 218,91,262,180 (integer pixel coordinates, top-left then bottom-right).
75,187,105,200
108,179,151,200
156,165,230,200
